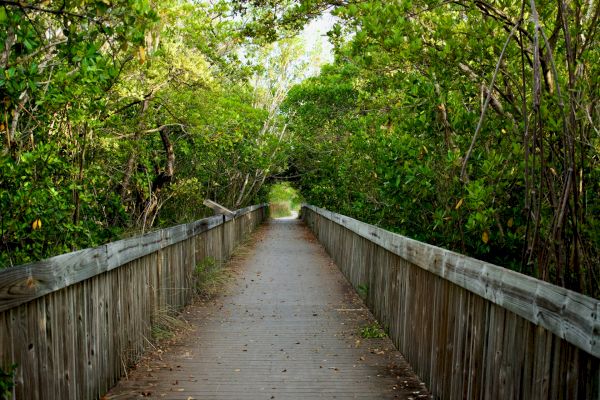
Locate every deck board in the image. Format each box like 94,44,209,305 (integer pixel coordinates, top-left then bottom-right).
106,218,430,399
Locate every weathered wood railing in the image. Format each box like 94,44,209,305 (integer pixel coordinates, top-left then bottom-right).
302,205,599,399
0,204,267,400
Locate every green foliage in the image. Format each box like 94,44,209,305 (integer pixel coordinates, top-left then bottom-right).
359,323,386,339
1,0,598,301
268,182,303,218
269,203,290,219
193,256,228,299
0,0,295,267
278,0,599,297
0,145,125,266
0,364,16,400
357,284,369,301
0,0,157,266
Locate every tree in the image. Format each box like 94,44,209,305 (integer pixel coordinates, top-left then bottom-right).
0,0,293,265
277,0,599,296
1,0,157,266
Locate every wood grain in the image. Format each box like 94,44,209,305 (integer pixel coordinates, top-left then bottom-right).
303,204,599,358
0,204,266,313
302,205,600,399
0,204,266,400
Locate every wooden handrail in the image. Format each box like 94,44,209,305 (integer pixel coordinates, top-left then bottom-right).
0,204,267,313
303,204,599,359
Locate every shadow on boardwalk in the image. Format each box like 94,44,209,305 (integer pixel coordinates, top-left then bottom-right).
106,218,430,399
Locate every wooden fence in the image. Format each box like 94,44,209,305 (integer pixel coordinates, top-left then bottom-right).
0,204,267,400
302,205,599,399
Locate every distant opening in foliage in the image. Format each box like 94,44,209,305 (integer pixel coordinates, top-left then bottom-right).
268,183,303,219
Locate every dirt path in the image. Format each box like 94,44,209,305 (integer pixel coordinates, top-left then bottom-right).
106,219,430,399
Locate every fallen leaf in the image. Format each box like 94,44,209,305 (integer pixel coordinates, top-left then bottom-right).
138,46,146,64
455,198,464,210
482,230,489,244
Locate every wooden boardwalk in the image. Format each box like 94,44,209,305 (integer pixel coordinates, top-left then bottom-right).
106,218,430,399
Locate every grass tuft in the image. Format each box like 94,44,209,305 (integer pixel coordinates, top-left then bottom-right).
151,306,188,342
360,323,387,339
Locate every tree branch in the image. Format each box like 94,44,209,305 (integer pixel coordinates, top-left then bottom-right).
460,19,520,182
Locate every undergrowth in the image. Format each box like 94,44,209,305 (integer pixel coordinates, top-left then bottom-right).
193,256,229,299
360,323,386,339
0,364,16,400
270,202,292,218
150,307,188,342
357,283,369,300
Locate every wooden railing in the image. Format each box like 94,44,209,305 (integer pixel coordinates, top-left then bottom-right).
0,204,267,400
302,205,599,400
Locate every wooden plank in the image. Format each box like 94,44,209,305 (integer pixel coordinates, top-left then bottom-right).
549,333,563,400
511,311,527,398
430,274,444,395
0,247,106,313
461,292,474,399
161,223,189,248
500,310,517,399
25,301,41,400
467,292,486,399
106,230,162,270
0,205,267,314
65,287,77,399
78,283,89,399
303,205,600,358
189,216,221,239
451,286,467,399
531,325,549,400
492,306,507,399
49,291,65,399
88,275,100,399
36,295,52,400
203,199,235,216
0,310,13,395
0,204,267,400
443,280,456,397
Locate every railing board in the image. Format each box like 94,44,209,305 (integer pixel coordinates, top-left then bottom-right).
0,247,106,313
0,205,265,313
303,204,599,359
0,204,266,400
302,205,599,400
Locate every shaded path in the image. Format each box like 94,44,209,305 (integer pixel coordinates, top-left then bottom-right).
107,219,430,399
